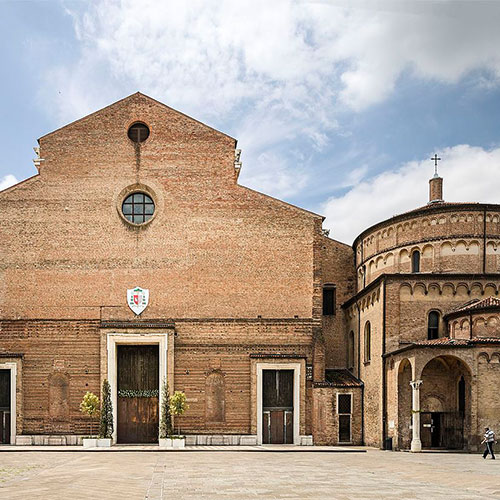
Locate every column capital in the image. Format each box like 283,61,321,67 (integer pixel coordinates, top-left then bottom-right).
410,379,423,389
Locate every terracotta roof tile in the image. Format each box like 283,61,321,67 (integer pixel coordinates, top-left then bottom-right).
321,369,363,387
411,338,470,346
409,336,500,347
445,297,500,317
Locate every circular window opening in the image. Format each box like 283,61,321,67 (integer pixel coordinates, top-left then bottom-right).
122,192,155,224
127,122,150,143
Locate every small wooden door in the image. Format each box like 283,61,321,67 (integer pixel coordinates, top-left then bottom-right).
117,345,159,444
421,412,432,448
262,370,294,444
339,415,351,443
0,370,10,445
421,412,442,448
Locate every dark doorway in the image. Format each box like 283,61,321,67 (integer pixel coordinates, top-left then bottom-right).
262,370,294,444
421,412,464,449
117,345,159,444
0,370,11,444
458,376,466,413
431,412,442,447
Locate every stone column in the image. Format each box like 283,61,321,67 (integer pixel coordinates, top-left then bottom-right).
410,380,423,452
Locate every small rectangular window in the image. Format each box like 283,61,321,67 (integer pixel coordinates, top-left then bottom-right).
337,393,352,443
338,394,352,414
323,287,336,315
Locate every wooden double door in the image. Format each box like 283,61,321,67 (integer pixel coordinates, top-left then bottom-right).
262,370,294,444
0,370,10,444
117,345,159,444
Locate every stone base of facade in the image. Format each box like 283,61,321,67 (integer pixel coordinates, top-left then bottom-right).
16,435,84,446
185,434,258,446
14,434,314,446
185,435,313,446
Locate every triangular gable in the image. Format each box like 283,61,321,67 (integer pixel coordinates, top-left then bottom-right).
38,92,236,143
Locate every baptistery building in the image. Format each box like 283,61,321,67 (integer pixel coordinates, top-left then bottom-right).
0,93,498,451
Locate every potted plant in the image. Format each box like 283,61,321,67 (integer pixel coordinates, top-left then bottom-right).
158,380,173,448
97,379,113,447
170,390,189,449
79,391,100,448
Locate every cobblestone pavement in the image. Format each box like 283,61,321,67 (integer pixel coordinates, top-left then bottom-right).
0,449,498,499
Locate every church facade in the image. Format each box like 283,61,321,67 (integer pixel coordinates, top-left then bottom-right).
0,93,498,450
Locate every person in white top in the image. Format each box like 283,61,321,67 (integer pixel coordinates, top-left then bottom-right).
481,427,496,459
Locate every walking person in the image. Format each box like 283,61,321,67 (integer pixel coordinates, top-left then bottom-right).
482,427,496,459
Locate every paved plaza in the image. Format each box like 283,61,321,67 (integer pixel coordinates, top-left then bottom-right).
0,448,498,499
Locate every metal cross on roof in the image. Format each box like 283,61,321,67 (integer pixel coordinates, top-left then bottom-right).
431,153,441,177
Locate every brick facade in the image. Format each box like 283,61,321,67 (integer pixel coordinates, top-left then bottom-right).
1,92,499,448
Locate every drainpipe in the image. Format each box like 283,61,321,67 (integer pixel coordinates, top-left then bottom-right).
382,278,387,449
361,381,365,446
356,301,361,379
356,300,363,444
482,206,487,274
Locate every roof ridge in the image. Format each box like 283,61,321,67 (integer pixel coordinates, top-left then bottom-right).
454,296,500,313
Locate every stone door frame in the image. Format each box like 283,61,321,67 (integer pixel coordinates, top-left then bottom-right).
256,362,301,445
106,333,169,443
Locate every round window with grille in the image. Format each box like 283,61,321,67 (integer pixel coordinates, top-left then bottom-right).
127,122,150,143
121,192,155,224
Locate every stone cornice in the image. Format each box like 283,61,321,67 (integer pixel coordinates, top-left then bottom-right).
342,273,500,309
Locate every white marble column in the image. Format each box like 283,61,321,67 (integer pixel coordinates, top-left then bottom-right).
410,380,423,452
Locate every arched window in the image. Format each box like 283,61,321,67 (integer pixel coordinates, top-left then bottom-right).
458,376,466,414
364,322,371,363
347,331,355,371
411,250,420,273
427,311,440,340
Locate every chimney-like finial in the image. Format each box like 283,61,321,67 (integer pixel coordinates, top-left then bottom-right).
429,154,443,203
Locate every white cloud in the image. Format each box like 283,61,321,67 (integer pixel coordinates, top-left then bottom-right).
39,1,500,199
322,144,500,244
340,165,369,188
49,0,500,116
0,174,18,192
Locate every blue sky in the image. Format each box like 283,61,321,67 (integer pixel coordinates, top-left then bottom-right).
1,0,500,243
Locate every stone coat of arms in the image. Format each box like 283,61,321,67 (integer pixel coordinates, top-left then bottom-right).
127,287,149,315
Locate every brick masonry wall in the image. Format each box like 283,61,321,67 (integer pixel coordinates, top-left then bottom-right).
388,278,500,347
386,347,500,452
175,320,314,435
0,93,324,438
357,286,384,447
354,206,500,288
312,386,362,445
0,93,322,321
449,311,500,339
320,236,355,369
0,318,315,436
477,350,500,446
0,320,100,435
